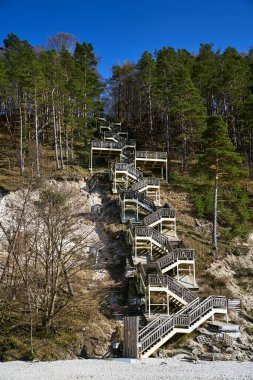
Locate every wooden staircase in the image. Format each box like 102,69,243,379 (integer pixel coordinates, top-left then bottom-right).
139,296,227,358
91,118,227,358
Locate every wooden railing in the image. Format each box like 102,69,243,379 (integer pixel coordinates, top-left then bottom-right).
92,139,135,151
92,140,124,149
148,274,196,303
138,315,168,340
177,298,200,316
104,131,126,143
143,207,176,226
134,226,171,248
156,248,194,270
120,190,157,212
139,296,227,354
136,151,167,160
131,178,160,192
115,163,143,180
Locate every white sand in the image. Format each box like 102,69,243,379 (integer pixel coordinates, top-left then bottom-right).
0,358,252,380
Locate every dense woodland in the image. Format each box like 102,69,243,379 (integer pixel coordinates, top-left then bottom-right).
0,32,104,178
1,34,253,236
108,44,253,239
1,33,253,359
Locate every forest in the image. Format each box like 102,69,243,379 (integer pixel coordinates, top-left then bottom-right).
1,32,253,238
1,32,253,360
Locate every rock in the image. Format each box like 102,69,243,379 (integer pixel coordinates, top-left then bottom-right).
236,337,244,344
212,345,221,353
236,351,248,361
192,348,201,356
225,347,234,354
158,349,167,358
237,343,250,351
249,345,253,352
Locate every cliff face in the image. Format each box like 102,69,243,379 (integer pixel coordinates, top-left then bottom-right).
206,236,253,311
0,179,124,361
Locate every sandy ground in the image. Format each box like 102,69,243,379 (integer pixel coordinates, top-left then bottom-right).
0,358,253,380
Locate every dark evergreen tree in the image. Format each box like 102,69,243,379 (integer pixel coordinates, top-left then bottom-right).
199,115,244,250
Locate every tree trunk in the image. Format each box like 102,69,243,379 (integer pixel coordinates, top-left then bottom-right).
212,171,218,250
34,91,40,178
58,112,64,170
19,106,25,176
52,89,60,169
163,113,170,155
148,91,154,150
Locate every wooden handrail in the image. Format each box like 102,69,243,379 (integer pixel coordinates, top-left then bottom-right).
136,151,167,160
120,190,156,211
143,207,176,226
148,274,196,303
92,140,125,149
138,316,168,339
156,248,194,270
139,296,227,354
115,163,143,179
134,226,171,248
131,178,160,191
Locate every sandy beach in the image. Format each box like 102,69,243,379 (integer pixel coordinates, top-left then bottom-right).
0,358,253,380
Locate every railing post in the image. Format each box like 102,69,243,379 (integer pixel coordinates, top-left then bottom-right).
90,147,93,171
148,286,151,318
123,193,126,222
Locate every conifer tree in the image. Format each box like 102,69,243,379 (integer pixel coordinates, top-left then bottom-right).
137,51,156,149
74,42,104,130
169,65,206,168
155,47,178,156
192,43,219,115
200,115,243,250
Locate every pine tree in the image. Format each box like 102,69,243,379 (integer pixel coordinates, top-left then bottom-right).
4,33,39,176
200,115,244,250
137,51,156,149
155,47,179,157
219,47,250,147
169,64,206,168
192,43,220,115
74,42,104,130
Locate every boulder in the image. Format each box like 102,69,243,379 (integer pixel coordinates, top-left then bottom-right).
212,345,221,353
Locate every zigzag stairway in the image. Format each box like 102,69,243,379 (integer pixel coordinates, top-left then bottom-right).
90,116,228,359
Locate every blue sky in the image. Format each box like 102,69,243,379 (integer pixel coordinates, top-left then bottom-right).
0,0,253,79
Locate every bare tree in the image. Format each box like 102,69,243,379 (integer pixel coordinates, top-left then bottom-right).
47,32,78,54
0,183,94,335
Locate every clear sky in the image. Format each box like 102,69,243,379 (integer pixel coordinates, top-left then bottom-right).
0,0,253,79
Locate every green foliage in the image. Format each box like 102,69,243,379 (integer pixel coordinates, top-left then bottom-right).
193,195,205,218
39,188,67,207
